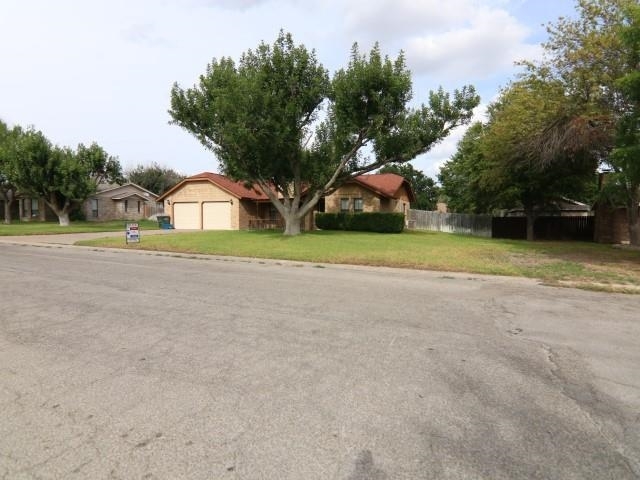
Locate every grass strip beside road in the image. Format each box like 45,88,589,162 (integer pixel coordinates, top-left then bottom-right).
0,220,159,236
77,229,640,293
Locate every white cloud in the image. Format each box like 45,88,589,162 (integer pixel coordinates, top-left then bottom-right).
0,0,575,176
405,8,541,80
339,0,541,82
122,23,171,47
343,0,481,38
189,0,269,10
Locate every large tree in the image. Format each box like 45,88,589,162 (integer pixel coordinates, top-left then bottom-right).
126,162,185,195
609,1,640,244
10,128,123,226
378,163,439,210
169,31,479,235
438,122,497,214
439,78,598,240
0,120,18,224
483,79,599,240
523,0,639,243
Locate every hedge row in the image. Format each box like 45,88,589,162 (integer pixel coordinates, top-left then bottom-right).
315,212,405,233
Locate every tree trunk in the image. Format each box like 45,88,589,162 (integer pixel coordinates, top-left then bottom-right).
628,189,640,246
45,197,72,226
57,212,71,226
525,209,535,241
283,213,301,236
3,200,11,224
1,189,14,224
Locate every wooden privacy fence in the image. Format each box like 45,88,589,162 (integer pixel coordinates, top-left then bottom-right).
408,210,492,237
492,216,594,241
408,209,595,241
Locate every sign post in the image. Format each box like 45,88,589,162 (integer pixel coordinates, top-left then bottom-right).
125,223,140,244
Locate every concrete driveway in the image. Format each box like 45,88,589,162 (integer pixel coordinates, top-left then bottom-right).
0,242,638,479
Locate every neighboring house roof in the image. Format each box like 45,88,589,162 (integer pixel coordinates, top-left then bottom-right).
350,173,416,203
157,172,269,201
96,182,159,200
507,197,592,216
110,193,153,201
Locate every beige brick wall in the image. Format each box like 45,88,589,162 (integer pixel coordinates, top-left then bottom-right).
325,184,412,214
325,185,381,213
166,181,240,229
239,200,259,229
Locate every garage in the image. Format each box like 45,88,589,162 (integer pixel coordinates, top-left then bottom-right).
203,201,231,230
173,202,199,229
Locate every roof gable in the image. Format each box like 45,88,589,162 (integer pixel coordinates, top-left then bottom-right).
157,172,269,201
351,173,416,202
96,182,158,200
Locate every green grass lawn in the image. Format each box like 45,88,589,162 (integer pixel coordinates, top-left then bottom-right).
0,219,159,236
77,229,640,293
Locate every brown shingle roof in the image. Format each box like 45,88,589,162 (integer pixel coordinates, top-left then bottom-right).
157,172,269,201
352,173,416,202
158,171,415,203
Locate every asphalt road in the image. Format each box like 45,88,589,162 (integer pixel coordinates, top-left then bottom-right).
0,242,639,479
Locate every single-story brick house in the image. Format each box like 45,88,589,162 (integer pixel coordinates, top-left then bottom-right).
0,196,56,222
158,172,414,230
325,173,415,216
1,183,160,223
157,172,292,230
84,183,161,221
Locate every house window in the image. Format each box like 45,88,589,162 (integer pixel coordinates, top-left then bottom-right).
31,198,39,217
137,201,141,213
353,198,363,212
340,198,350,212
91,199,98,218
124,200,128,213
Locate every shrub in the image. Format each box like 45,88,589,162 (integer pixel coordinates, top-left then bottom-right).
315,212,405,233
69,206,86,221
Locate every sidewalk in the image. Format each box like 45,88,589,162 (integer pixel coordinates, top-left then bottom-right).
0,229,176,246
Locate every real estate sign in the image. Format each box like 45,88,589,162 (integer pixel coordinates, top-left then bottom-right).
125,223,140,244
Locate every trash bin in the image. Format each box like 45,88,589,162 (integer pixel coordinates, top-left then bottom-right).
157,216,173,229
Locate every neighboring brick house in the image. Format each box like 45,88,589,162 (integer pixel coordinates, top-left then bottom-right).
158,172,414,230
1,184,159,223
594,205,632,243
593,173,638,244
325,173,415,217
84,183,161,221
3,196,56,222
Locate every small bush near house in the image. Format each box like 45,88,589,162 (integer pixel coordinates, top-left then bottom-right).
315,212,405,233
69,206,86,221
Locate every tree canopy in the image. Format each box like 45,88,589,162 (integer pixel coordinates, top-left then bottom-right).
439,0,638,242
170,31,479,235
0,119,19,223
378,163,439,211
525,0,639,243
438,122,494,214
126,162,185,195
609,1,640,243
8,126,122,225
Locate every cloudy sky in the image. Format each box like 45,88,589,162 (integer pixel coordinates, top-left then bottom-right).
0,0,577,180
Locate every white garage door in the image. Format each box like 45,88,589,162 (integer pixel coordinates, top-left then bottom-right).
173,203,199,229
203,201,231,230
